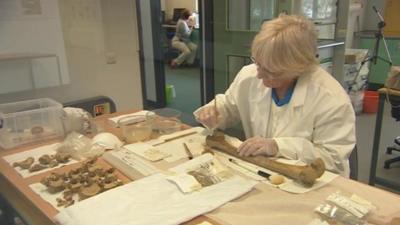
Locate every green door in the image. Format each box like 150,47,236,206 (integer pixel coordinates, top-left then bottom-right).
213,0,268,94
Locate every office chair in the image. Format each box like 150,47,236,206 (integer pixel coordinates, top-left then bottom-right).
384,136,400,169
383,85,400,169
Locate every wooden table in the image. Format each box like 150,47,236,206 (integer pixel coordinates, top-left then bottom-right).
0,111,218,225
1,111,399,225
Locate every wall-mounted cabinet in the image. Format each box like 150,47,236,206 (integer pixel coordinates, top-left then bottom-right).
0,53,61,94
0,0,69,95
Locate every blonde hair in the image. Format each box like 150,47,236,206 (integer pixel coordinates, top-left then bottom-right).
251,14,318,77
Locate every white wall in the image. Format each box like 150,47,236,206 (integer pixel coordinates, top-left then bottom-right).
162,0,196,21
0,0,143,112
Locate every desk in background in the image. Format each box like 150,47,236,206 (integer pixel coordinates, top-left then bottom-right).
0,110,399,225
369,88,400,191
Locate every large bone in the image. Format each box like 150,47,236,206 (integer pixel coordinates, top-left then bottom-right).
206,132,325,186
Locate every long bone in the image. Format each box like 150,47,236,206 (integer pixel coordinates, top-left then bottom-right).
206,132,325,186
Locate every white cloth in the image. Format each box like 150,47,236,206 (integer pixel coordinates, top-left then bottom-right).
195,64,356,177
55,173,256,225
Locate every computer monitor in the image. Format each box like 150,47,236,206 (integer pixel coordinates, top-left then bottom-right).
172,8,185,23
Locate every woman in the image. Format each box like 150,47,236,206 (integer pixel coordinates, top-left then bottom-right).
170,9,197,68
194,15,356,177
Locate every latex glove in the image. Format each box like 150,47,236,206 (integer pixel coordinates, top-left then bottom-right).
237,136,278,157
194,105,222,131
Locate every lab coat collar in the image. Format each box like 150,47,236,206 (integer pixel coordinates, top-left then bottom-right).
273,68,313,136
252,80,272,138
252,68,312,137
290,68,313,108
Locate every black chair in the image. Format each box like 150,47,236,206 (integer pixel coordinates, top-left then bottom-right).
384,137,400,169
349,145,358,180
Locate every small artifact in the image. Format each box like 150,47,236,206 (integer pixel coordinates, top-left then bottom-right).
38,154,52,165
13,152,72,174
56,197,74,207
63,189,73,199
13,157,34,170
206,131,325,187
79,182,102,200
40,157,123,208
64,199,75,207
269,174,285,185
46,173,65,193
56,197,66,207
29,163,47,172
48,160,59,168
31,126,44,135
68,168,81,180
88,165,102,174
55,152,71,163
101,179,118,191
67,179,82,192
106,167,115,174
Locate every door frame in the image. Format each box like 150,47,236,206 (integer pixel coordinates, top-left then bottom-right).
136,0,214,109
199,0,215,104
136,0,166,109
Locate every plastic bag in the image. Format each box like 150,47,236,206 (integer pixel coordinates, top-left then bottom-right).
56,132,105,160
62,107,97,135
314,191,376,225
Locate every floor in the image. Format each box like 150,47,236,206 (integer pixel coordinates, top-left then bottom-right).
164,64,400,193
356,104,400,193
165,65,201,126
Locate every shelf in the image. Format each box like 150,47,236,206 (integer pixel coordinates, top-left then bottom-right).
0,53,56,61
355,30,400,39
0,53,61,94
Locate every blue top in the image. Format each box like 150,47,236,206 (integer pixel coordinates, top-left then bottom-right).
175,19,192,43
271,81,297,107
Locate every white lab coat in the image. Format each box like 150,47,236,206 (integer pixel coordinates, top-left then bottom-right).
197,64,356,177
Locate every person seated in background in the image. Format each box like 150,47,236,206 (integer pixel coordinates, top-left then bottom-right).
194,14,356,177
170,9,197,68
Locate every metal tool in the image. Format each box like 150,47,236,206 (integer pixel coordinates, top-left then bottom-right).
183,142,193,160
228,158,270,179
153,131,197,146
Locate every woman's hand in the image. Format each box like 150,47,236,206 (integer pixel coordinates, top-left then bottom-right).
195,105,220,130
237,136,278,157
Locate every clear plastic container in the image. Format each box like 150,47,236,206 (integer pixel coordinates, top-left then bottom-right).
151,108,182,134
118,115,153,143
0,98,64,149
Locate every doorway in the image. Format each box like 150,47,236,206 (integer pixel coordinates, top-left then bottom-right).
136,0,209,125
162,0,201,123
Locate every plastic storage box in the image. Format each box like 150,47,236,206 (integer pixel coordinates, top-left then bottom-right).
0,98,64,149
